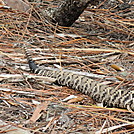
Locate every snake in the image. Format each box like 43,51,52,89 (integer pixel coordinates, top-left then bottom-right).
23,45,134,111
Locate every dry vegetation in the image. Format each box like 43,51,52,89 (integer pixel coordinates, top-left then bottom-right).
0,0,134,133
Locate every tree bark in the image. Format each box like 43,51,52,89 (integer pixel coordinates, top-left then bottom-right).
46,0,98,27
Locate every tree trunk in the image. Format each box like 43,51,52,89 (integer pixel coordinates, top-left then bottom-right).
46,0,98,27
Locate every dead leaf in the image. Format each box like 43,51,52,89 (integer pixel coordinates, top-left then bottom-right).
111,64,124,71
28,101,49,123
116,76,125,81
95,69,107,75
68,96,84,103
3,0,30,12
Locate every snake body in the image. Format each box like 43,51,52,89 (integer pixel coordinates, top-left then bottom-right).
24,45,134,111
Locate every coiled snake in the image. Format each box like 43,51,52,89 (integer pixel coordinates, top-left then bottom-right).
23,45,134,111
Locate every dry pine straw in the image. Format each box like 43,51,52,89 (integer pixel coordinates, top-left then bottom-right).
0,0,134,133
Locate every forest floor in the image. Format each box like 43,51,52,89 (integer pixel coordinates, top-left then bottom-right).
0,0,134,133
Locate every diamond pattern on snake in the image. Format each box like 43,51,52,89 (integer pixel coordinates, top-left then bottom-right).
23,45,134,111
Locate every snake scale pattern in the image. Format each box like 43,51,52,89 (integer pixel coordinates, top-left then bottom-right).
23,45,134,111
